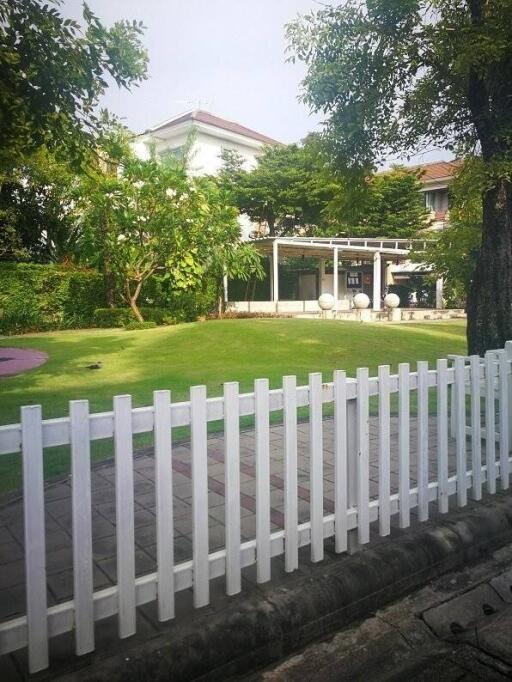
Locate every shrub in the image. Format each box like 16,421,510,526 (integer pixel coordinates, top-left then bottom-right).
93,306,171,328
0,263,106,334
124,320,157,331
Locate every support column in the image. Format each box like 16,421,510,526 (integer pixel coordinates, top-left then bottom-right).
272,239,279,312
333,248,339,311
372,251,382,311
436,277,444,310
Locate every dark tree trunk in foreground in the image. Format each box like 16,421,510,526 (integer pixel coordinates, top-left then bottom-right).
467,179,512,355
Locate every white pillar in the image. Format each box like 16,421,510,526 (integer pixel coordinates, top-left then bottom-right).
333,248,339,311
272,239,279,311
372,251,382,311
436,277,444,309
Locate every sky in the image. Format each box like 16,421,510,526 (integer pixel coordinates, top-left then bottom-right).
62,0,447,164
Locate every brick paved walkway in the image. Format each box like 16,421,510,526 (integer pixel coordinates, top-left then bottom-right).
0,414,463,626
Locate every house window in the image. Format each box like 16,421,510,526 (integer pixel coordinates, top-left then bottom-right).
424,189,449,213
159,145,185,162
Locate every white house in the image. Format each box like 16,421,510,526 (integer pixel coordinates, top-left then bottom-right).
133,110,280,239
133,109,280,176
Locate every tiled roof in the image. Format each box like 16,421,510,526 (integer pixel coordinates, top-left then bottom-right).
148,110,280,145
410,159,463,181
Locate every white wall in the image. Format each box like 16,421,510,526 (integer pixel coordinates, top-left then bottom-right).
132,121,267,240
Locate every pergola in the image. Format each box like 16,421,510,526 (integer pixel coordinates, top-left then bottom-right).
241,236,439,312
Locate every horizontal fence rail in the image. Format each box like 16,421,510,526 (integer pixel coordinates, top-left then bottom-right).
0,344,511,672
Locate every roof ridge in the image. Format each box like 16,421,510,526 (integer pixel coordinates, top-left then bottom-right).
144,109,281,145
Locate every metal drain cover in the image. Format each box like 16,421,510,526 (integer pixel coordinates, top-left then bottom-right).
422,583,505,640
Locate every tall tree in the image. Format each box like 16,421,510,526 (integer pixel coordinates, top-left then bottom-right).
0,0,147,172
218,138,340,236
288,0,512,354
0,148,77,262
76,153,247,322
325,166,429,237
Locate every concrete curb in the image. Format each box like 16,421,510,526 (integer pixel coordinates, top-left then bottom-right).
63,494,512,682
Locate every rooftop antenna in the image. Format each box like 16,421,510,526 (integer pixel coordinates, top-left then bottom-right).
170,98,213,111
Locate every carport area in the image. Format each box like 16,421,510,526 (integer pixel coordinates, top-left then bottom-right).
226,237,447,316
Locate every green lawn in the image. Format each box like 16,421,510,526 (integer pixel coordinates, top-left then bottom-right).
0,319,467,491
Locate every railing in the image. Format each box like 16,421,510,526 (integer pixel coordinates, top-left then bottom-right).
0,344,511,672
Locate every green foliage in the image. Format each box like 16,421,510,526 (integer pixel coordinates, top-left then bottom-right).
124,320,157,331
93,306,174,328
325,166,429,237
76,138,242,321
287,0,512,167
219,137,342,235
219,139,427,238
0,148,77,262
287,0,512,352
412,157,497,303
0,263,106,334
0,0,148,171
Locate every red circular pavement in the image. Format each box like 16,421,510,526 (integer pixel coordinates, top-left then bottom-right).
0,347,49,377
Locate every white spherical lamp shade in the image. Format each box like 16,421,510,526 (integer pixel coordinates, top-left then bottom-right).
353,293,370,309
384,293,400,309
318,293,335,310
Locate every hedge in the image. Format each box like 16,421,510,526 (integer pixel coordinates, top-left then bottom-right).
0,263,106,334
93,307,173,328
0,262,220,334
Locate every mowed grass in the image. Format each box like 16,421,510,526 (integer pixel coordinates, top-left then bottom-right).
0,319,467,491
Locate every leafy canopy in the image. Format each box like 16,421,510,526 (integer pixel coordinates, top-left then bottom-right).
75,134,257,321
0,0,148,171
325,166,429,237
218,137,340,236
286,0,512,168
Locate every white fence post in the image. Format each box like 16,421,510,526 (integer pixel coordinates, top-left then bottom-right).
346,394,359,553
398,363,410,528
255,378,271,583
333,370,348,553
309,372,324,562
153,390,174,621
469,356,482,500
485,352,497,494
498,351,510,490
454,357,467,507
114,395,136,639
506,341,512,446
224,382,241,595
378,365,391,536
357,368,370,544
21,405,49,673
70,400,94,655
436,359,449,513
283,375,298,572
191,385,210,608
417,361,429,522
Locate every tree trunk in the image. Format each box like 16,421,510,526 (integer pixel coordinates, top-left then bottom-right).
125,280,144,322
104,267,115,308
467,178,512,355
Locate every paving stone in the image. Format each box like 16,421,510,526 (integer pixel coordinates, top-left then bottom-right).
0,540,23,565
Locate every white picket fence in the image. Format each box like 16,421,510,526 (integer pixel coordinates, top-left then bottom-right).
0,344,511,673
